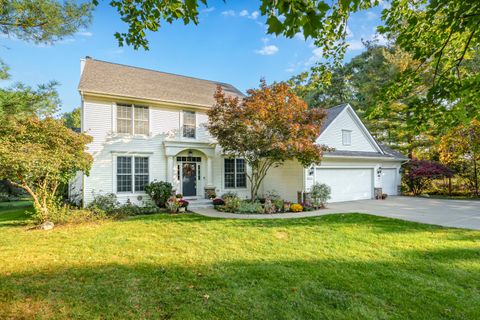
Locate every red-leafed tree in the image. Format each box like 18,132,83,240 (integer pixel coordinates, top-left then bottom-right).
207,80,329,200
402,159,454,196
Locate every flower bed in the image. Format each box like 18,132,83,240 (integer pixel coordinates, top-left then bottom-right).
212,191,328,214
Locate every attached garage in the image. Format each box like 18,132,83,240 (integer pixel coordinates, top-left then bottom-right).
314,167,374,203
381,168,398,195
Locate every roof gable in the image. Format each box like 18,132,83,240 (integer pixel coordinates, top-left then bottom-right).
78,58,244,107
318,104,383,153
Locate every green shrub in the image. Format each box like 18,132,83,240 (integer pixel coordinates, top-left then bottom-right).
87,193,119,214
273,199,284,212
223,196,241,212
237,200,263,214
145,181,173,207
310,183,331,208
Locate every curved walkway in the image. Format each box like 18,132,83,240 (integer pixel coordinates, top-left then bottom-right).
194,196,480,230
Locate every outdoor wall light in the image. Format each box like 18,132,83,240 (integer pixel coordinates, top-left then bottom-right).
308,166,314,176
188,150,193,157
399,167,404,174
377,167,382,175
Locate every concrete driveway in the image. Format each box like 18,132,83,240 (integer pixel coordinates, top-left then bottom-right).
195,196,480,230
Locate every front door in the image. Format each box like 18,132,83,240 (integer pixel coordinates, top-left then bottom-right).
182,163,197,196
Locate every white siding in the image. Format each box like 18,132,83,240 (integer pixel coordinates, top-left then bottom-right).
317,108,378,152
261,160,304,202
82,97,217,206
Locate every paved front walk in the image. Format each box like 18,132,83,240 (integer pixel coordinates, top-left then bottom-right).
194,196,480,230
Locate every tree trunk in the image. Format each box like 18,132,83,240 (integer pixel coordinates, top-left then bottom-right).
10,180,49,222
473,158,479,197
448,176,452,196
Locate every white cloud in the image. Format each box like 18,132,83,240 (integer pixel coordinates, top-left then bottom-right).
347,39,364,50
221,10,235,17
239,9,259,19
366,11,378,20
305,47,324,66
201,7,215,13
294,32,305,41
76,31,92,37
250,11,259,19
373,33,388,45
255,44,279,55
285,67,295,73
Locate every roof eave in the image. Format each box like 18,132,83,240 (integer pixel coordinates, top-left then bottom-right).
79,90,214,110
323,154,406,161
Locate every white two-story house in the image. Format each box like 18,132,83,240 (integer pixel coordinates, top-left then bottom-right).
71,57,408,207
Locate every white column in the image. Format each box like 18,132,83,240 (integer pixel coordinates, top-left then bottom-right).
207,156,213,187
167,156,174,183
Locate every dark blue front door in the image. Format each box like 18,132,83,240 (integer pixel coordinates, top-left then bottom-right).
182,163,196,196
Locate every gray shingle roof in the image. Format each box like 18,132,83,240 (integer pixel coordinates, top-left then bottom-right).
78,58,244,107
379,144,409,160
322,104,348,131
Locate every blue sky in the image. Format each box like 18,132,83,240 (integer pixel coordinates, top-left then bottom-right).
0,1,385,113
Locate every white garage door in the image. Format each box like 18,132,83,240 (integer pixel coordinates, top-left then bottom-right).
381,168,398,195
314,168,373,203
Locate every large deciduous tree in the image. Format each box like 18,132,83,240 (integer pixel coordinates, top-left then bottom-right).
207,80,328,200
62,106,81,129
440,119,480,196
0,0,92,44
0,81,60,120
0,117,93,222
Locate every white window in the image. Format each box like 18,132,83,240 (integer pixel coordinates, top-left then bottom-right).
116,104,149,135
342,130,352,146
183,111,196,138
116,156,149,192
224,158,246,188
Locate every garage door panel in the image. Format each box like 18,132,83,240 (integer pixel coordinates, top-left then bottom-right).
315,168,373,202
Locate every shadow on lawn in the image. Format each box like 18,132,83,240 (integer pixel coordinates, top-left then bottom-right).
0,204,32,228
1,252,479,319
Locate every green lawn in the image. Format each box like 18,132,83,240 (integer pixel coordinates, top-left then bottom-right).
1,205,479,319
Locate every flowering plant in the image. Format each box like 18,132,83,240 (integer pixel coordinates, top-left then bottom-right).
178,199,189,208
290,203,303,212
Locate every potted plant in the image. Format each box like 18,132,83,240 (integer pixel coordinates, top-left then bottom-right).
208,192,216,200
283,201,291,212
166,197,180,213
178,199,189,212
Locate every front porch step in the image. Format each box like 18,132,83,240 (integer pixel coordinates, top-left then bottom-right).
187,198,214,210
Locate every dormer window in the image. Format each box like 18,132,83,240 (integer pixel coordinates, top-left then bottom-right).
342,130,352,146
183,111,196,138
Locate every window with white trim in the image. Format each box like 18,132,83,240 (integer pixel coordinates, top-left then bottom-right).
116,104,149,135
183,110,196,138
116,156,149,192
342,130,352,146
224,158,246,188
